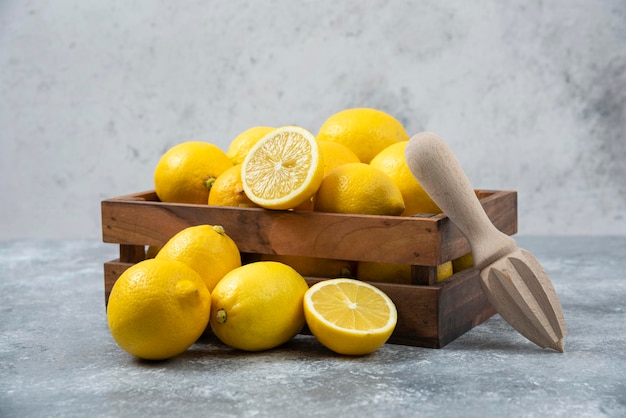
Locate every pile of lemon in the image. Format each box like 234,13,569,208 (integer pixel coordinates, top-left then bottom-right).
107,108,472,361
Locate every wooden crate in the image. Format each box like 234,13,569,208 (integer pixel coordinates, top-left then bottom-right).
102,189,517,349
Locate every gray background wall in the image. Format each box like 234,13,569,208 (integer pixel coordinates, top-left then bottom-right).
1,0,624,240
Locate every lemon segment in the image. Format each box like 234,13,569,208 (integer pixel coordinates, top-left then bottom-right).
242,126,324,210
304,278,397,355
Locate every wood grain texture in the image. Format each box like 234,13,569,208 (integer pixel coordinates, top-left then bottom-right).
102,189,516,266
104,260,494,348
100,187,517,348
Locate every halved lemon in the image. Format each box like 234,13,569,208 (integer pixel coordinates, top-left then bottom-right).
242,126,324,210
303,278,398,355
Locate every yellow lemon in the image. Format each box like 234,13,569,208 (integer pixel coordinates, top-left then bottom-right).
452,252,474,273
314,163,405,215
208,164,260,208
210,261,309,351
437,261,454,281
304,278,397,355
317,139,360,177
260,254,355,278
226,126,275,165
154,141,233,204
242,126,324,210
316,108,409,163
370,141,441,216
107,259,211,360
357,261,454,284
156,225,241,292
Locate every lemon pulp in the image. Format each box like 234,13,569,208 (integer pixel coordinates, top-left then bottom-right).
242,126,323,210
304,278,397,355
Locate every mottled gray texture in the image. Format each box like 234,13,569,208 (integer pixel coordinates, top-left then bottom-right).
1,237,625,417
0,1,625,239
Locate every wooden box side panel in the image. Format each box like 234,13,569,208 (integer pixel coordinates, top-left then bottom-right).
437,268,497,347
102,190,516,266
102,201,444,265
104,260,494,349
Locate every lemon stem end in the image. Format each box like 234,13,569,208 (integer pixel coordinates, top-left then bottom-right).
216,309,227,324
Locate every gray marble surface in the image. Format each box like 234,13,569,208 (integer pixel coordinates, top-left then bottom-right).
1,236,625,417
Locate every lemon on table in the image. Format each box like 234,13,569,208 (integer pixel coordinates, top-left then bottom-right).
210,261,309,351
314,163,405,216
241,126,324,210
226,126,275,165
370,141,441,216
303,278,397,355
317,139,360,177
156,225,241,292
316,108,409,163
154,141,233,204
357,261,454,284
107,259,211,360
208,164,260,208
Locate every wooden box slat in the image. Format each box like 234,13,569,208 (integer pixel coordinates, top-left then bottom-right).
102,189,516,266
101,189,516,348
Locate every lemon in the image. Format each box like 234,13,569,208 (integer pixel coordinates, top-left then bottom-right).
314,163,405,216
242,126,324,210
317,139,360,177
452,252,474,273
304,278,397,355
226,126,275,165
107,259,211,360
210,261,309,351
316,108,409,163
260,254,354,278
357,261,454,284
370,141,441,216
208,164,260,208
156,225,241,292
437,261,454,281
154,141,233,204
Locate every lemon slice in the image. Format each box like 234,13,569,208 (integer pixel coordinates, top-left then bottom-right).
242,126,324,210
303,278,398,355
